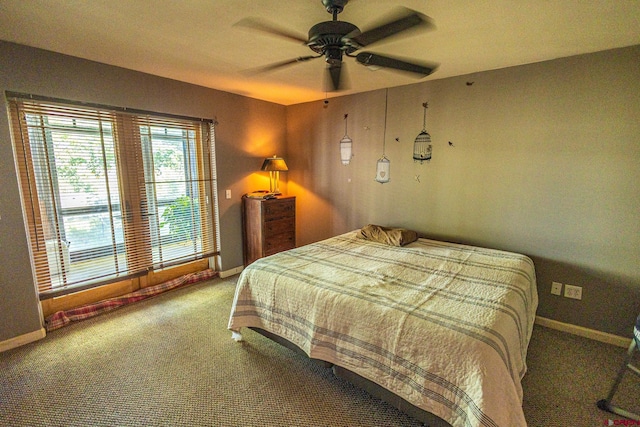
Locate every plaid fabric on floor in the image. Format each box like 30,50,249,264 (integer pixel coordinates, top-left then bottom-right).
45,268,217,332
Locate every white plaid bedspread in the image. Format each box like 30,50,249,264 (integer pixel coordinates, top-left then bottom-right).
229,231,538,427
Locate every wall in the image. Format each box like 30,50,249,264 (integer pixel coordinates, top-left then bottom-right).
286,45,640,337
0,41,286,344
2,40,638,344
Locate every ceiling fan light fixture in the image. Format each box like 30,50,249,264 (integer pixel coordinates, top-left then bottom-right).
325,47,343,65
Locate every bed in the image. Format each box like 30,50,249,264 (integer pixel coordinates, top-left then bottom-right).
228,228,538,427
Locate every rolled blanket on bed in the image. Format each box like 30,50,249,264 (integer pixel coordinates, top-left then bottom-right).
358,224,418,246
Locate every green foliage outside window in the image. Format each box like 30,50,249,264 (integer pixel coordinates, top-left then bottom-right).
160,196,200,241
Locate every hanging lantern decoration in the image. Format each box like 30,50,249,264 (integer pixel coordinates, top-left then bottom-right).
339,113,353,165
375,155,390,183
413,101,432,163
375,90,391,184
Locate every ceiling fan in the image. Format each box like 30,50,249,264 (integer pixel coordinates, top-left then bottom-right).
237,0,437,91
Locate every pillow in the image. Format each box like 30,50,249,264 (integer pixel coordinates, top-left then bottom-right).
358,224,418,247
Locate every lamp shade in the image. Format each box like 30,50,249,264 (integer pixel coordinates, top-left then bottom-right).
261,155,288,194
261,156,288,172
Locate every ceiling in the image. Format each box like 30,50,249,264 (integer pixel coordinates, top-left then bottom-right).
1,0,639,106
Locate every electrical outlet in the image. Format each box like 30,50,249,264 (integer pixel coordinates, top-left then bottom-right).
551,282,562,296
564,284,582,300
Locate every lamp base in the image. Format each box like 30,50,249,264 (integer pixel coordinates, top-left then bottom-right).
269,171,283,195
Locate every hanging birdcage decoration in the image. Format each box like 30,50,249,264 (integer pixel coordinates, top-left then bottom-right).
413,102,432,163
375,155,390,183
375,89,391,184
339,113,353,165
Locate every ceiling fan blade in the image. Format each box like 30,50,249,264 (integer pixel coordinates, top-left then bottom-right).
355,52,437,77
234,17,308,44
347,8,431,48
244,55,321,74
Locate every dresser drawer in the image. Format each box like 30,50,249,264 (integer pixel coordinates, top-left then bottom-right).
264,217,295,237
264,232,295,255
264,199,295,220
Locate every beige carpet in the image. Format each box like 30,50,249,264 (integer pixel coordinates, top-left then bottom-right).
1,275,638,426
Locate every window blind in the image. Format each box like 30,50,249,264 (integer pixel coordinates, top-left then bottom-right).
7,95,219,299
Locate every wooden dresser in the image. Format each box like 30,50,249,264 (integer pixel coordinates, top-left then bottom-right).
242,195,296,265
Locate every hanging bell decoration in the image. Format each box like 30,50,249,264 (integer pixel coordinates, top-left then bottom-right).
339,113,353,165
413,102,432,163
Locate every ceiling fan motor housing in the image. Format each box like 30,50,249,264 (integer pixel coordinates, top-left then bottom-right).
307,21,360,58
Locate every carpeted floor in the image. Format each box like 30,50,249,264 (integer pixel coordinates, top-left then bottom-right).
1,275,638,426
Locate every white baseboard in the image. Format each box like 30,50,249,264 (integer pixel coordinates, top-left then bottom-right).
535,316,631,348
0,327,46,353
220,266,243,278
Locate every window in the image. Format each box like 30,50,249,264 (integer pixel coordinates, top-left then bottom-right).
7,94,219,298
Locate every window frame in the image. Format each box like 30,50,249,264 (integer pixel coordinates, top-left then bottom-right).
7,92,220,299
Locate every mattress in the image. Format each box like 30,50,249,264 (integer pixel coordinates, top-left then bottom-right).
228,230,538,427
